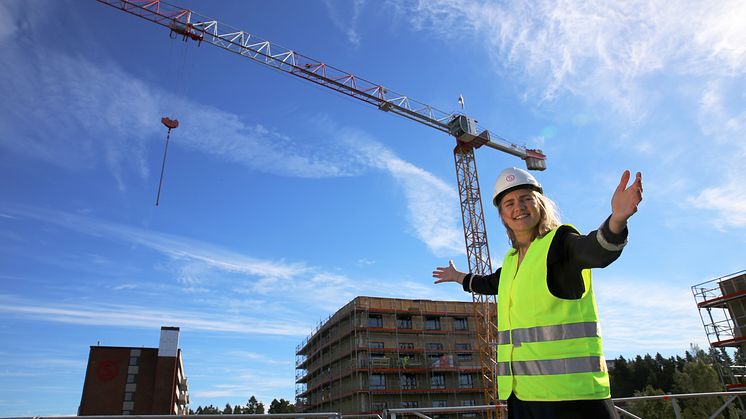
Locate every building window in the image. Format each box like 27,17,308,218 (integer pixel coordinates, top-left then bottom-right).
124,392,134,401
428,353,444,365
430,373,445,389
400,373,417,390
368,315,383,328
454,317,468,330
401,401,419,408
426,342,444,351
459,373,474,388
456,343,472,361
397,315,412,329
425,316,441,330
399,342,414,350
433,399,449,417
371,402,387,412
128,356,139,366
126,374,136,384
370,373,386,390
369,341,384,349
460,400,477,417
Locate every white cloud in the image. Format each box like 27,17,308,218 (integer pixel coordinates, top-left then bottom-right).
395,0,746,118
0,296,311,337
9,205,309,280
688,178,746,229
1,9,464,255
324,0,366,48
687,80,746,229
0,44,362,185
229,351,291,366
595,277,706,354
1,205,451,314
337,127,464,256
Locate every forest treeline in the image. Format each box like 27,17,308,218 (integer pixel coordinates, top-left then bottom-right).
188,347,744,418
609,346,744,418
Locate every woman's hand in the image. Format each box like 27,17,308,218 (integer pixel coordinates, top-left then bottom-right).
610,170,643,234
433,260,466,284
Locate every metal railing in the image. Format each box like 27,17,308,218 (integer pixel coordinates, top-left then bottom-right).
383,391,746,419
5,392,746,419
1,415,342,419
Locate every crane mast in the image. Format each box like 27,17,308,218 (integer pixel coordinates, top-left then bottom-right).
96,0,548,414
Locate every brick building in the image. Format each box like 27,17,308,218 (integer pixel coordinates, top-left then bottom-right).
79,326,189,415
295,296,491,416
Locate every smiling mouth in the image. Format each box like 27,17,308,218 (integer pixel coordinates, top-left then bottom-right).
514,214,529,220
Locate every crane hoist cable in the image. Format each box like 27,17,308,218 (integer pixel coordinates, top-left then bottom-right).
156,116,179,206
154,21,199,206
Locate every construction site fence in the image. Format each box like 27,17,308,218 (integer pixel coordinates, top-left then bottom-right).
7,393,746,419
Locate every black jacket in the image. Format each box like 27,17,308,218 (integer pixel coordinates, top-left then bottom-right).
462,216,627,299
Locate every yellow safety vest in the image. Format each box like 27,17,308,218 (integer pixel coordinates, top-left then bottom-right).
496,226,610,401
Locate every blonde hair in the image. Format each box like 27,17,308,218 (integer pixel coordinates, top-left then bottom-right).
501,190,561,252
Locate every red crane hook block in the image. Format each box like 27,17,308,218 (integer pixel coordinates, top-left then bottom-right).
161,117,179,130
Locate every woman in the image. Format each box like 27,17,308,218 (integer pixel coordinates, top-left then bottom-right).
433,167,642,419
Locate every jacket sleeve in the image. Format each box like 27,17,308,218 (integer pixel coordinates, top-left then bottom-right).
546,216,629,299
461,269,501,295
554,216,628,269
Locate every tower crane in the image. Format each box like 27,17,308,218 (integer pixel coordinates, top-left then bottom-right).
95,0,547,414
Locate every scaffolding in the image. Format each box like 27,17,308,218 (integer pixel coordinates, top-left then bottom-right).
295,297,491,417
692,270,746,390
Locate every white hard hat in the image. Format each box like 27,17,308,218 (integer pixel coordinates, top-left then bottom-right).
492,167,543,207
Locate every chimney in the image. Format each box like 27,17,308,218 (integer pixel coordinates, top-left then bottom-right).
158,326,180,357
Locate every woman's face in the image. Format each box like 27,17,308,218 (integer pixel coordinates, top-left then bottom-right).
499,189,541,236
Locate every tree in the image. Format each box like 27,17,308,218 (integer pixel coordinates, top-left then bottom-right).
245,396,265,414
626,385,675,419
673,350,726,419
268,398,296,413
223,403,233,414
610,356,634,397
196,405,221,414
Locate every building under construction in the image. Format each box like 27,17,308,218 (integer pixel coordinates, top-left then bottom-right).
295,296,492,416
693,270,746,390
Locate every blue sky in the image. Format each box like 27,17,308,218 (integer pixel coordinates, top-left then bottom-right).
1,0,745,415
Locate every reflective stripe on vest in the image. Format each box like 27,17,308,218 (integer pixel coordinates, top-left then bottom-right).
498,356,604,376
496,321,600,346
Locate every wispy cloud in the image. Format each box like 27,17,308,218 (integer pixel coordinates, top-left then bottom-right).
0,295,311,337
394,0,746,115
335,126,464,256
228,351,292,366
323,0,366,48
595,276,706,355
7,205,309,280
393,0,746,233
1,205,455,316
687,80,746,229
0,3,464,256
